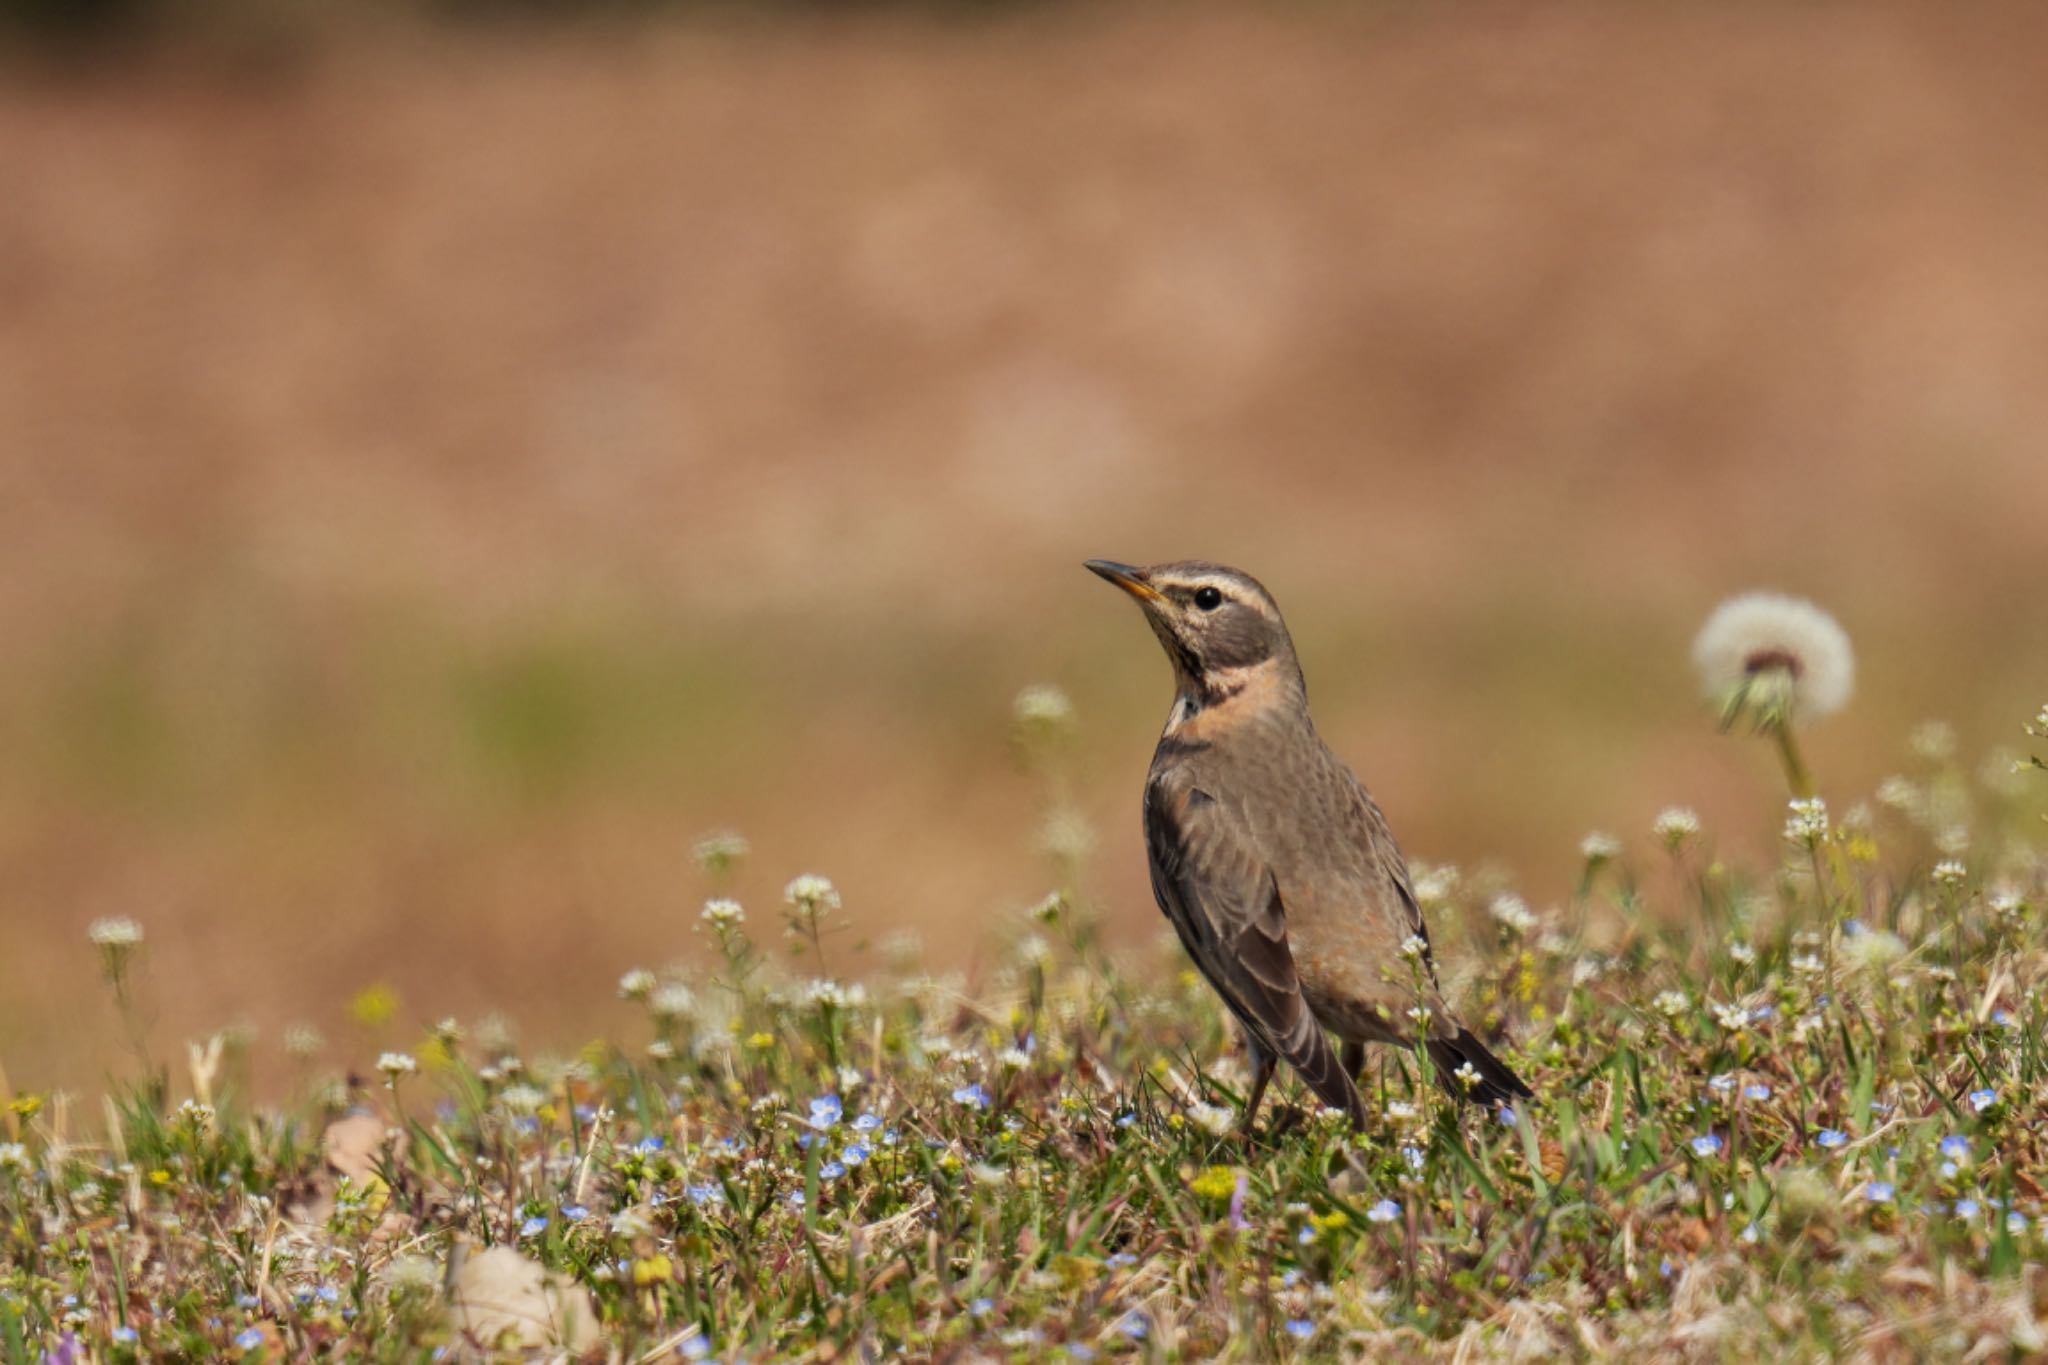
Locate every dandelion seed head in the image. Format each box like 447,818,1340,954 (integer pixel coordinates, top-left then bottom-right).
1693,591,1855,725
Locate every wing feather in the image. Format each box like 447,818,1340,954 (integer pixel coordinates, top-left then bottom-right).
1146,776,1364,1123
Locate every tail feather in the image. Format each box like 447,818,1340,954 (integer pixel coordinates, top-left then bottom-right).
1427,1029,1533,1109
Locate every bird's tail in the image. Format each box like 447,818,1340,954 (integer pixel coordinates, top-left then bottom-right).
1427,1029,1533,1109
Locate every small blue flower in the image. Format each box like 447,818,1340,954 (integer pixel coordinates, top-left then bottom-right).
561,1204,589,1220
1740,1222,1760,1244
796,1132,814,1151
1942,1162,1960,1179
680,1332,712,1361
1940,1135,1970,1161
1114,1112,1136,1128
1843,918,1866,937
1498,1106,1518,1127
1659,1259,1676,1278
1108,1251,1138,1268
234,1293,259,1310
2007,1211,2029,1234
787,1191,806,1208
520,1216,548,1237
638,1136,666,1152
1955,1198,1981,1218
316,1286,340,1305
1869,1101,1893,1114
514,1117,541,1136
843,1142,872,1166
808,1095,843,1130
1297,1227,1315,1245
1816,1129,1848,1150
1067,1346,1097,1361
820,1161,847,1181
1969,1088,1998,1114
574,1103,597,1123
1691,1134,1724,1157
235,1328,265,1353
1743,1084,1771,1102
112,1327,138,1344
952,1083,992,1110
1708,1074,1734,1094
883,1128,901,1145
1865,1181,1895,1203
1285,1319,1315,1339
1118,1312,1150,1340
970,1297,995,1316
1401,1146,1425,1171
852,1113,882,1132
686,1184,724,1206
1366,1199,1401,1224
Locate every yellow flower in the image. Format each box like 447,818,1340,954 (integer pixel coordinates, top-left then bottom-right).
1189,1166,1240,1201
747,1032,776,1052
8,1096,41,1120
149,1169,171,1186
349,984,400,1030
632,1254,673,1286
1309,1210,1350,1233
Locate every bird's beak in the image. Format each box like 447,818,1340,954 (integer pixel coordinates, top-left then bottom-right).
1085,559,1164,604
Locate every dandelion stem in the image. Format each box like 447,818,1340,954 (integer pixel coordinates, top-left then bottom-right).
1772,722,1815,799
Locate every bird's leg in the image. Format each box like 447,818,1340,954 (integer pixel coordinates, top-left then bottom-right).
1238,1044,1278,1138
1340,1040,1366,1083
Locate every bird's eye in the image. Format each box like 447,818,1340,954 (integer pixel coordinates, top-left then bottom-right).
1194,586,1223,611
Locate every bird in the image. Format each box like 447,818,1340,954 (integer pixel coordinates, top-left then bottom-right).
1086,558,1531,1132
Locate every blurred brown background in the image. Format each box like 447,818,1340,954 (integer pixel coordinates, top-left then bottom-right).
3,2,2045,1089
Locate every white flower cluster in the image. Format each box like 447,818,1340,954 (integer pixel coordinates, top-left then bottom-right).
88,917,144,948
1489,895,1537,934
1653,807,1701,850
1012,684,1075,731
784,875,841,922
1784,797,1830,846
377,1052,418,1080
1579,832,1622,863
701,898,745,929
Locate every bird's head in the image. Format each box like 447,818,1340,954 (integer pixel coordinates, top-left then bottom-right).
1085,559,1304,704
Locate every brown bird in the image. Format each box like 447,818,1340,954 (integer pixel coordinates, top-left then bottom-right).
1088,558,1530,1131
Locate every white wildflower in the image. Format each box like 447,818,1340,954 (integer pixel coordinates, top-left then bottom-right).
1186,1102,1235,1136
1655,991,1689,1018
1692,591,1855,725
1875,776,1920,813
1398,935,1429,961
1910,720,1957,763
646,1039,676,1061
1453,1061,1482,1091
618,969,656,1001
497,1085,546,1115
1386,1101,1418,1122
1784,797,1830,847
89,917,144,948
1844,930,1907,972
1489,895,1537,934
700,899,745,930
1653,807,1701,850
783,875,841,924
1410,865,1458,909
1728,942,1756,965
0,1144,28,1174
693,831,750,875
1012,684,1075,733
176,1099,215,1129
1580,832,1622,863
376,1052,417,1081
1931,861,1968,889
283,1024,324,1059
1710,1002,1751,1031
1791,953,1825,975
650,984,695,1019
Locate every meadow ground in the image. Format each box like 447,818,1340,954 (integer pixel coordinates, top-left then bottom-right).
2,698,2045,1360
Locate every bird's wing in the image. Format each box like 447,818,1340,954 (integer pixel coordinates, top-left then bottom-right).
1145,772,1362,1120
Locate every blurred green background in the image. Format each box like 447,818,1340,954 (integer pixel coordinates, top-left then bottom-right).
3,1,2045,1089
